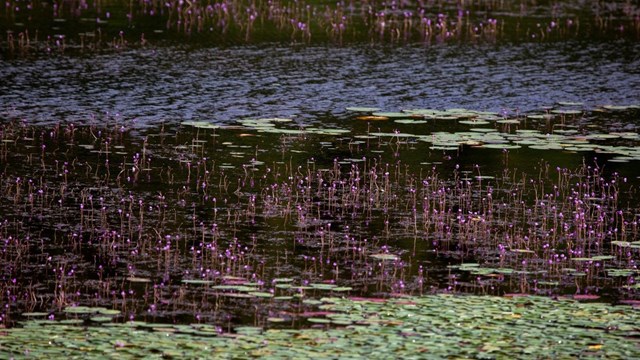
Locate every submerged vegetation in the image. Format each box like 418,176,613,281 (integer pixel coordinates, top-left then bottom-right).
1,105,640,332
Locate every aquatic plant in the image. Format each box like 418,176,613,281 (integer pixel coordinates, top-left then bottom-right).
1,104,640,329
1,295,640,358
1,0,639,53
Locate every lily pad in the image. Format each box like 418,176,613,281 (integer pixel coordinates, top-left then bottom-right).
21,312,49,317
63,306,105,314
370,254,399,261
4,295,640,358
371,112,413,118
248,292,274,298
182,279,215,285
356,115,389,121
181,120,219,129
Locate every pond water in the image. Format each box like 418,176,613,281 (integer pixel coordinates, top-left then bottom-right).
1,41,639,126
1,0,640,332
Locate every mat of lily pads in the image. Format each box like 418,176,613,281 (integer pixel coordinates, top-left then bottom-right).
2,295,639,358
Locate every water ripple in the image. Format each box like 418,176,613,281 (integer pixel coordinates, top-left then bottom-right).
1,41,638,126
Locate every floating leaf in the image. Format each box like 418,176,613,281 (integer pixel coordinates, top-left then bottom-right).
181,120,219,129
480,144,522,149
459,120,490,125
356,115,389,121
267,317,287,323
371,112,413,119
248,292,274,298
5,294,640,358
331,287,353,292
602,105,633,111
182,279,215,285
211,285,257,292
370,254,399,261
63,306,104,314
551,109,582,115
394,119,427,124
21,312,49,317
310,284,337,290
527,114,554,120
97,309,121,316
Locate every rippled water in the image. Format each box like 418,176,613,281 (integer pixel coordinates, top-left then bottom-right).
1,40,639,126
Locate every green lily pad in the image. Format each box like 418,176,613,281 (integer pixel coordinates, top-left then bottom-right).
97,309,121,315
248,292,274,298
394,119,428,124
182,279,215,285
273,278,295,283
602,105,634,111
480,144,522,149
459,120,490,125
331,287,353,292
211,285,257,292
21,312,50,317
5,294,640,358
370,254,399,261
611,241,631,247
63,306,104,314
371,112,413,118
267,317,287,323
310,283,337,290
181,120,219,129
527,114,554,120
551,109,582,115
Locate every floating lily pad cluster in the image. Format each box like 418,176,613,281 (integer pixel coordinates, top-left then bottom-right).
229,117,351,136
2,295,639,358
347,105,640,160
180,276,353,300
